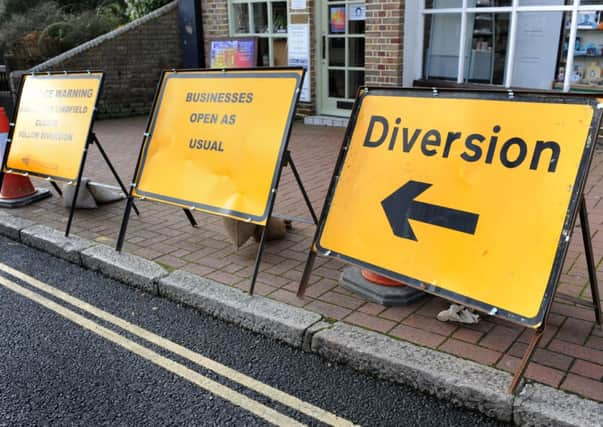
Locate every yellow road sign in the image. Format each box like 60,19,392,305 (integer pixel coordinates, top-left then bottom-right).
132,69,304,225
5,72,103,181
317,89,600,327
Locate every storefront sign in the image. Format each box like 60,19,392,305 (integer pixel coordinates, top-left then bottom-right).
132,69,304,225
316,89,599,327
288,24,311,102
4,73,102,181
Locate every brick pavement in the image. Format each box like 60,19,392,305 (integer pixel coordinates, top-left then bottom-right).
5,117,603,402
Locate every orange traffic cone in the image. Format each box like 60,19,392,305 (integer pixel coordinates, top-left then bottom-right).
0,107,51,208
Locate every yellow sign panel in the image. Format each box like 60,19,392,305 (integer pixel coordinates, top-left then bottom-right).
132,69,303,225
317,90,599,327
5,73,103,181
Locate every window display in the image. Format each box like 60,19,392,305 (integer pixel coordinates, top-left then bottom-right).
228,1,288,66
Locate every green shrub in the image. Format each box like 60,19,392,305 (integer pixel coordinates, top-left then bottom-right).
124,0,170,21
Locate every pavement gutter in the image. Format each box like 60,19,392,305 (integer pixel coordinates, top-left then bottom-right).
0,211,600,426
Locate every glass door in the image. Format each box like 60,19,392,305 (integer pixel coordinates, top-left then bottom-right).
320,1,365,116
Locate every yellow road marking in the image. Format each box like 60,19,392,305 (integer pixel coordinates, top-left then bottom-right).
0,275,304,426
0,263,355,427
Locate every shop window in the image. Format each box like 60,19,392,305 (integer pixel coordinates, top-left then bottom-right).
229,1,288,66
421,0,603,92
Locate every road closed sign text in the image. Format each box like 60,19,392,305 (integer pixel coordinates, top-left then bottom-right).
132,69,303,225
317,89,600,327
5,73,102,181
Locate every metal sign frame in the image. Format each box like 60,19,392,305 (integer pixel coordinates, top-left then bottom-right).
297,87,602,393
116,67,317,294
0,71,136,236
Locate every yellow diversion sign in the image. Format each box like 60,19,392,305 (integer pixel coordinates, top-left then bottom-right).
317,89,601,327
132,69,303,225
5,72,103,181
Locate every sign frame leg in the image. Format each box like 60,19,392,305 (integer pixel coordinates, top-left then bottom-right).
65,137,92,237
249,223,269,296
116,195,134,253
579,195,602,325
509,326,544,394
183,208,199,228
91,133,140,217
285,150,318,225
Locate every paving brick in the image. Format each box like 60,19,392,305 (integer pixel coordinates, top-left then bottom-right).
496,355,565,388
452,328,484,344
571,359,603,381
508,342,573,371
320,291,365,310
557,317,594,345
344,312,396,333
586,335,603,350
304,278,338,298
154,254,188,270
358,302,386,316
439,339,502,366
548,339,603,365
403,313,457,337
389,324,447,348
268,289,312,308
305,300,352,320
478,324,522,353
561,374,603,402
380,301,425,322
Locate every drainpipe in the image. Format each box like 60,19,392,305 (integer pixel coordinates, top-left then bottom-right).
178,0,205,68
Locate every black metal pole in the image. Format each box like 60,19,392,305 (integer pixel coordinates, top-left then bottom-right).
183,208,199,227
286,151,318,225
49,180,63,196
249,223,268,296
65,138,91,237
579,195,602,325
92,134,140,216
116,196,134,252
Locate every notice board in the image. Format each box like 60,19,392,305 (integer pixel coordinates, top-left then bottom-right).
316,89,601,327
131,68,304,225
4,72,103,181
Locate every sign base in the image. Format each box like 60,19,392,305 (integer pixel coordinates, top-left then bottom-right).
0,188,50,208
340,266,426,307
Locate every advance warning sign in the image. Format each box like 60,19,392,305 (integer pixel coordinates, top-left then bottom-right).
316,89,601,327
5,72,103,181
132,69,303,225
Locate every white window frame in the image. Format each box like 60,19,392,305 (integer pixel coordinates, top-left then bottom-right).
228,0,290,66
420,0,603,91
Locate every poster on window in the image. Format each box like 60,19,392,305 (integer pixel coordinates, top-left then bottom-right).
349,4,365,21
210,38,257,68
288,23,311,103
330,7,346,33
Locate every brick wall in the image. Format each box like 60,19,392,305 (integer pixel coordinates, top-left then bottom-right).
365,0,404,86
12,2,182,118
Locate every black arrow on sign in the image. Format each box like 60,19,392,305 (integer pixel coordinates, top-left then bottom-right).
381,180,479,241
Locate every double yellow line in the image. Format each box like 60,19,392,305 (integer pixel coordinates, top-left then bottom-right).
0,263,355,427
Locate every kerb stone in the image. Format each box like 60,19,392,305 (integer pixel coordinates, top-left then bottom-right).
21,225,92,264
0,212,35,241
81,244,167,294
312,322,514,422
159,270,322,347
514,383,603,427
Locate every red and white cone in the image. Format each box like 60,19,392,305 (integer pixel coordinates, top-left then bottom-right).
0,107,51,208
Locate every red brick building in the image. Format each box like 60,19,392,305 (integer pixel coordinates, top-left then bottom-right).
201,1,603,118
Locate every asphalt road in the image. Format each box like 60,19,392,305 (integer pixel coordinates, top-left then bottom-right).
0,236,509,426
